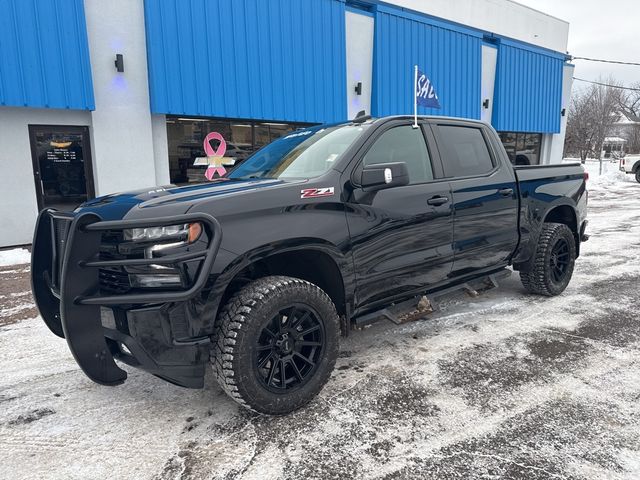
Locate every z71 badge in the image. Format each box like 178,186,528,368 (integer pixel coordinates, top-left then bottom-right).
300,187,334,199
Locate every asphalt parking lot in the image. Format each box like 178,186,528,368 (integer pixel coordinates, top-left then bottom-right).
1,164,639,479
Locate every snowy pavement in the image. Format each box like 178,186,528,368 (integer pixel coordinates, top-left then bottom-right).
1,161,639,479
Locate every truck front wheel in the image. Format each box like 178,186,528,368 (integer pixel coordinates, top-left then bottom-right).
211,275,340,414
519,222,576,296
635,169,640,183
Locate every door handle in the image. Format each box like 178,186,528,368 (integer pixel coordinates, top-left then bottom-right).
427,195,449,206
498,188,514,197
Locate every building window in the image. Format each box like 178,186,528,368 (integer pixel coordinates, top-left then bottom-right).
166,116,312,184
498,132,542,165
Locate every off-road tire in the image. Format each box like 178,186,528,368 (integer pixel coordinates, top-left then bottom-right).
211,275,340,415
519,222,576,296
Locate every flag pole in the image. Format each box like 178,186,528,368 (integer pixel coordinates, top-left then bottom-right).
413,65,418,128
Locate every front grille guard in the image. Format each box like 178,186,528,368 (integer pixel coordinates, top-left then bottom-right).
31,209,222,386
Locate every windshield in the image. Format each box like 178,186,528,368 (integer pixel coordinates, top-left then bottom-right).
228,124,367,180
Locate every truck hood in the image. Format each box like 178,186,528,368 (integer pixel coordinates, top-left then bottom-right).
77,177,295,220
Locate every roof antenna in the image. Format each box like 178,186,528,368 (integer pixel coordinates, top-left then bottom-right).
352,110,372,124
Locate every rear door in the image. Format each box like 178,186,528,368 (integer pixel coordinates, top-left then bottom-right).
431,121,518,277
345,120,454,310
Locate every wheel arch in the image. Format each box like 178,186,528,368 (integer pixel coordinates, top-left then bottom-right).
543,204,580,250
209,239,353,329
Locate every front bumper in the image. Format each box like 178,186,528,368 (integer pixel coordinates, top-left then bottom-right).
31,209,222,388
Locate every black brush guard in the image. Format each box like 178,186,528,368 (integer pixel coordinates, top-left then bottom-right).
31,209,222,387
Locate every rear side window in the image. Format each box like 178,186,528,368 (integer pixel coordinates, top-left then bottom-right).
362,126,434,184
438,125,495,177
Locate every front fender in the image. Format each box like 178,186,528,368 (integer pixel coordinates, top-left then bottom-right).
198,239,355,333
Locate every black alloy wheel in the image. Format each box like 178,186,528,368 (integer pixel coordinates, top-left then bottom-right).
255,305,324,393
519,222,577,296
549,237,571,283
212,276,340,414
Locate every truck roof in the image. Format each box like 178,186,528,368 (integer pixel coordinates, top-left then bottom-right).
353,115,491,128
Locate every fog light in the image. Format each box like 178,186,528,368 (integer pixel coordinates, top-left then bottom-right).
129,274,182,288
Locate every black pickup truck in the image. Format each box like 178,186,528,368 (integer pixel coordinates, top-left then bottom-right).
31,115,588,414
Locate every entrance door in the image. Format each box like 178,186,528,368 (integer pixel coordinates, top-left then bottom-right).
345,8,374,119
29,125,95,211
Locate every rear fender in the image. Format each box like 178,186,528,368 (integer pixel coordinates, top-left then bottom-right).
512,201,580,271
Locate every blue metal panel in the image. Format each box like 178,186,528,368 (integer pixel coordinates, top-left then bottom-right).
371,5,482,120
0,0,94,110
144,0,347,123
492,39,564,133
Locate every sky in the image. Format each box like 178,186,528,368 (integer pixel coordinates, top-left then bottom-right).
515,0,640,90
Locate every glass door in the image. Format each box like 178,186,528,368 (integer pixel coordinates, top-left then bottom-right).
29,125,95,211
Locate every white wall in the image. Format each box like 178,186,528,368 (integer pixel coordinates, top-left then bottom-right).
0,107,91,246
151,114,170,185
481,45,498,124
83,0,161,196
388,0,569,53
542,64,575,164
345,11,375,119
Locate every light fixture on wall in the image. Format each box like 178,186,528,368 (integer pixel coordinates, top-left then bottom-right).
114,54,125,73
354,82,362,95
482,98,490,109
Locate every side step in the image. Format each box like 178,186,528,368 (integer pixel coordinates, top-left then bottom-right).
354,269,511,328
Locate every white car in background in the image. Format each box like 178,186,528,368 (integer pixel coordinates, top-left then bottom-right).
619,154,640,183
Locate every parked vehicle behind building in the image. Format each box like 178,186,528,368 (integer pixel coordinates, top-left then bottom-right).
31,115,588,414
619,154,640,183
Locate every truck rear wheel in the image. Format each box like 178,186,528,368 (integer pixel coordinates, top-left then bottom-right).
519,222,576,296
211,275,340,414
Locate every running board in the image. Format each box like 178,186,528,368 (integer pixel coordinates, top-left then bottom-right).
354,269,511,328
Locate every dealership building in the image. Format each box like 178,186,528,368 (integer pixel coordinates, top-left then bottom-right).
0,0,572,247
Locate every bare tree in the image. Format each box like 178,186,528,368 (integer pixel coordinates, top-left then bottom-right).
565,87,596,162
616,81,640,154
619,81,640,117
565,77,622,171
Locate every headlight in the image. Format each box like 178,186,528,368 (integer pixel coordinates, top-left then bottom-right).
123,223,202,244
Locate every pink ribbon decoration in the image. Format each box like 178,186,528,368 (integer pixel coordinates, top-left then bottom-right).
203,132,227,180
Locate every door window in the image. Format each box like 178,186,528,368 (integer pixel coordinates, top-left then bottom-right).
362,126,433,184
438,125,495,177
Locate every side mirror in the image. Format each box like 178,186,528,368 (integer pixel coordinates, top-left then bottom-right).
360,162,410,192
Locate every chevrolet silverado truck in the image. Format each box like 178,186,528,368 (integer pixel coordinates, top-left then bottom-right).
619,153,640,183
31,115,588,414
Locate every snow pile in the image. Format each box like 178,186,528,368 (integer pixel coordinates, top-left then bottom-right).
0,248,31,267
563,158,631,188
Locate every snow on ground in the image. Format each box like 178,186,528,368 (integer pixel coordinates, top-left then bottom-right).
0,247,31,267
1,168,640,479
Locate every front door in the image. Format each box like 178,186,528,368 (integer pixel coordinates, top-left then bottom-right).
29,125,95,211
346,121,454,310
